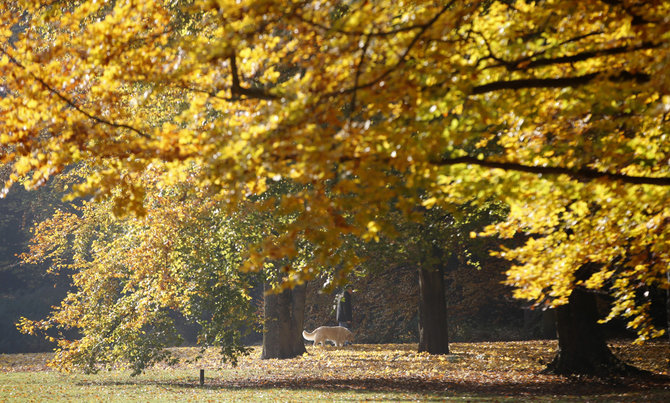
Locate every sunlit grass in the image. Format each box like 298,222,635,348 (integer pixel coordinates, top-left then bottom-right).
0,369,454,402
1,341,668,402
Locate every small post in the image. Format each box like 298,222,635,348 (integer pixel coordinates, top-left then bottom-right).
199,369,205,386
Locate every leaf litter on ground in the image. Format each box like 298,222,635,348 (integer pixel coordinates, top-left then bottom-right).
1,340,668,400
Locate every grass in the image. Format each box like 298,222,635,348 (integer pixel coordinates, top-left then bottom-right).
3,371,418,402
1,340,669,401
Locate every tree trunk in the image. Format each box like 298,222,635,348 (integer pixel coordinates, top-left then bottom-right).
418,265,449,354
544,287,637,376
667,268,670,344
523,308,556,339
261,282,307,359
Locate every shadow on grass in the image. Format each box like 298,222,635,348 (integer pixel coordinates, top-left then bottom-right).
76,373,670,398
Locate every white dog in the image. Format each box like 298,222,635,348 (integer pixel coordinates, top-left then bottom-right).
302,326,353,347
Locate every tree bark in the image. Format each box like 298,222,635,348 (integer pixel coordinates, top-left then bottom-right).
261,282,307,359
544,287,637,376
667,268,670,344
418,264,449,354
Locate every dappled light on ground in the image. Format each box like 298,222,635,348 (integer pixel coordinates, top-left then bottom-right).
1,341,668,400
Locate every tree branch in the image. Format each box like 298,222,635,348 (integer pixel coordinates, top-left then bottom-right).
293,13,424,37
434,156,670,186
349,34,371,120
599,0,657,25
330,0,457,96
229,54,279,101
494,42,659,72
475,30,604,70
471,70,650,95
0,46,151,139
171,84,235,101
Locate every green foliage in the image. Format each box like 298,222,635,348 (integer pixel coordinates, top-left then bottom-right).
18,166,258,374
358,202,509,274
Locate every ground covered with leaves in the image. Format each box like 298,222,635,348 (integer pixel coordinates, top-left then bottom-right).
1,341,669,401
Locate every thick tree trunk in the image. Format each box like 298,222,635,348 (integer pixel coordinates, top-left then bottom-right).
544,287,637,376
261,282,307,359
418,265,449,354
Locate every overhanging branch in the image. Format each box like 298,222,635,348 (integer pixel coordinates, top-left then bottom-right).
229,54,279,101
496,42,659,72
331,0,457,96
293,13,421,37
471,71,650,95
0,46,151,139
434,156,670,186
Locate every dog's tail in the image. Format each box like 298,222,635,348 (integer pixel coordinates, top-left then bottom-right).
302,330,316,341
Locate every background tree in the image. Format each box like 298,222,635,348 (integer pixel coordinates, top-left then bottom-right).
19,166,258,374
355,202,508,354
0,168,70,353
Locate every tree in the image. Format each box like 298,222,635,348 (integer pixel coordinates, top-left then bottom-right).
357,209,452,355
18,168,315,365
249,180,322,359
418,260,450,355
547,286,636,376
2,0,669,374
18,166,258,374
261,280,307,359
357,203,506,354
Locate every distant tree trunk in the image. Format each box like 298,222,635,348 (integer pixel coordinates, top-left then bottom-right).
523,308,556,339
667,269,670,343
544,287,637,376
418,263,449,354
261,282,307,359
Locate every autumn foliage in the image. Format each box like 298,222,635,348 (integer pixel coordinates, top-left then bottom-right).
1,0,669,370
18,168,259,374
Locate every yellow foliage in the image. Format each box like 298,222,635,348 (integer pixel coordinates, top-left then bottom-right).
1,0,668,346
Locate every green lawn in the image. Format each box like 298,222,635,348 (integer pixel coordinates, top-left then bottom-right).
1,371,432,402
1,342,668,401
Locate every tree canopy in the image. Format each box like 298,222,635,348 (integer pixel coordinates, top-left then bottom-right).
18,165,259,373
1,0,669,345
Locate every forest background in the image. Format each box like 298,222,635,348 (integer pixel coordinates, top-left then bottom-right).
0,180,524,352
1,181,666,354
